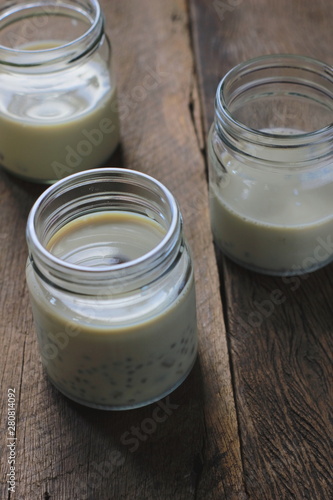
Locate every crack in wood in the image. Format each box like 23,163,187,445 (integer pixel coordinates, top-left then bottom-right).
185,1,207,147
192,451,205,499
192,412,208,499
187,76,208,177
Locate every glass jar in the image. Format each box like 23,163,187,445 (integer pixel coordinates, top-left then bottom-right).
26,168,198,410
208,54,333,276
0,0,119,183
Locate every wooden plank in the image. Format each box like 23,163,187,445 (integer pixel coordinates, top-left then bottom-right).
189,0,333,498
190,0,333,132
1,1,245,499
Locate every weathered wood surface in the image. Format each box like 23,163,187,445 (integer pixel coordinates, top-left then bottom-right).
1,1,242,499
190,0,333,498
0,0,332,499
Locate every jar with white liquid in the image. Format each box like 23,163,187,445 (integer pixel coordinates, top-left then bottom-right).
208,54,333,276
26,168,198,410
0,0,120,183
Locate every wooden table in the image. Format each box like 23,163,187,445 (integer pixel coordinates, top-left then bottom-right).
1,1,332,498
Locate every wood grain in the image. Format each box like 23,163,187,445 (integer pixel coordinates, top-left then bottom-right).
190,0,333,498
1,1,244,499
190,0,333,131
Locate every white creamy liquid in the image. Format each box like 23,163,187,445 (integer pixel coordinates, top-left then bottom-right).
209,130,333,275
26,211,197,408
0,41,120,182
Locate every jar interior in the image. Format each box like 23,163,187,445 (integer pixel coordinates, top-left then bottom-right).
0,0,100,65
222,63,333,134
47,211,167,267
27,169,181,294
35,173,174,255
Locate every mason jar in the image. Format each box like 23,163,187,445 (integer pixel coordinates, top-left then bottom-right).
208,54,333,276
0,0,120,183
26,168,198,410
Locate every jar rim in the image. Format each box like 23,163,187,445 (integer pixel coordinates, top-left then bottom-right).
0,0,103,67
26,168,181,284
216,53,333,147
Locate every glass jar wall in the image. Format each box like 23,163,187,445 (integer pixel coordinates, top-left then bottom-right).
26,168,198,410
0,0,120,183
208,54,333,276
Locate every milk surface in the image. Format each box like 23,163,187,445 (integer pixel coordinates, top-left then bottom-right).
0,41,120,182
47,211,165,266
27,211,197,408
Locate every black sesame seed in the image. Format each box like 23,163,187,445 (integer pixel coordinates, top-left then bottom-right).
161,359,174,368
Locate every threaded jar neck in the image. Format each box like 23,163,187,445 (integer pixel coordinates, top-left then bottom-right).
26,168,183,294
214,54,333,169
0,0,104,69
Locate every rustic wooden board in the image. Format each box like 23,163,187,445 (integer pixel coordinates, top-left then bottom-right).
189,0,333,498
0,1,245,499
190,0,333,130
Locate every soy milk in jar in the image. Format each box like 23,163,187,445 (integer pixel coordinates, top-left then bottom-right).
208,55,333,276
0,0,120,183
26,168,198,409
